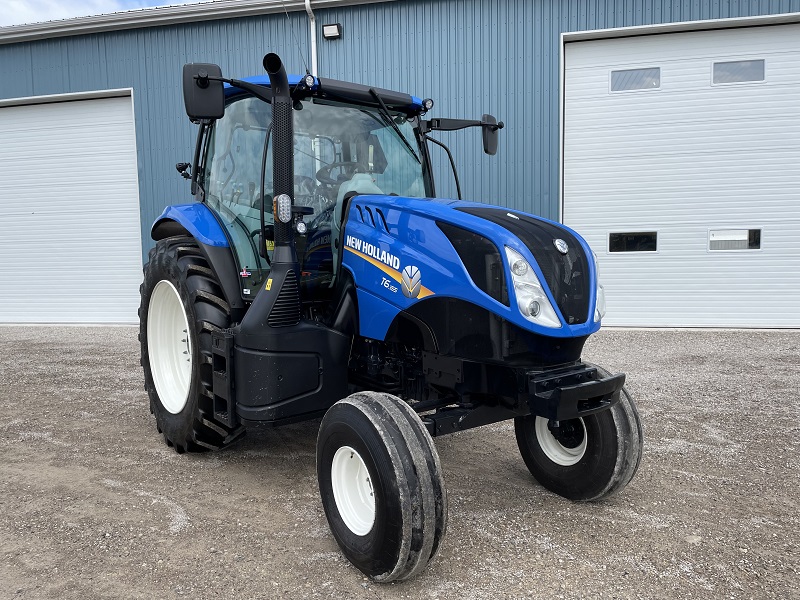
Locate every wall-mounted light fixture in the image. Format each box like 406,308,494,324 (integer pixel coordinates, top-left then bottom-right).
322,23,342,40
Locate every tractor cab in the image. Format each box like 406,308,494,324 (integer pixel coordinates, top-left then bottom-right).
193,75,433,306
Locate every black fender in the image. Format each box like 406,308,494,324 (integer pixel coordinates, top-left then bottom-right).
327,270,359,338
384,312,438,353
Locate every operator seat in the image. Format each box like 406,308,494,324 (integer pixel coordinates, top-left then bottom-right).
331,173,383,274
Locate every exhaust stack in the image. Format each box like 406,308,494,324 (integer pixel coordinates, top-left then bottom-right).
264,52,295,252
238,52,301,342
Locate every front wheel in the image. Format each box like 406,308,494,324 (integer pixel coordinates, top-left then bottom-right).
515,376,643,501
317,392,447,582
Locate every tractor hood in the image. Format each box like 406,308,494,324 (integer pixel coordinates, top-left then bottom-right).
339,194,602,342
455,203,592,328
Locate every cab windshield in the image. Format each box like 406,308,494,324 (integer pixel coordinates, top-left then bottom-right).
201,93,429,298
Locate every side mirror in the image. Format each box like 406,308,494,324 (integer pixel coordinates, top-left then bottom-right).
481,114,504,156
182,63,224,121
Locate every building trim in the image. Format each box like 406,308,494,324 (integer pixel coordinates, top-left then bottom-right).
561,10,800,44
128,89,145,268
0,88,133,108
558,10,800,221
305,0,319,76
0,0,396,45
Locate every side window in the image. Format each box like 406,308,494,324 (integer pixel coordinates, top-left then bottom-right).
202,96,273,296
371,126,425,197
204,97,272,209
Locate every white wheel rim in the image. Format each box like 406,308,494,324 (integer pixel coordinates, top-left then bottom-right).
331,446,375,536
147,280,193,415
535,416,587,466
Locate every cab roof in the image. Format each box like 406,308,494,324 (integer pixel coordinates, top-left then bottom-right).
224,75,425,114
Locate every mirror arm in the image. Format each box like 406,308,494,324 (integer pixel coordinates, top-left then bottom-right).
424,118,505,133
197,75,274,105
424,135,462,201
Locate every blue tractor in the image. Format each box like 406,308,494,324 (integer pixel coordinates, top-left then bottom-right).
139,53,643,582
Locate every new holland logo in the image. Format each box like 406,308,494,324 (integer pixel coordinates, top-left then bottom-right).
401,265,422,298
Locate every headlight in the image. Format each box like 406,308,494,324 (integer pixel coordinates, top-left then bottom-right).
504,247,561,329
594,284,606,322
593,251,606,322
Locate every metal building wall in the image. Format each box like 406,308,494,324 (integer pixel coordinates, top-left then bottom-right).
0,12,311,261
2,0,800,261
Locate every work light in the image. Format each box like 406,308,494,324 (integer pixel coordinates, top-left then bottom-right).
275,194,292,223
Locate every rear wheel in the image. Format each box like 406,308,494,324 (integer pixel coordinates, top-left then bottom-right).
515,372,643,501
139,236,244,452
317,392,447,582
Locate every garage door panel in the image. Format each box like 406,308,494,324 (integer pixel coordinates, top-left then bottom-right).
566,86,800,128
0,95,142,323
568,122,800,154
566,25,800,67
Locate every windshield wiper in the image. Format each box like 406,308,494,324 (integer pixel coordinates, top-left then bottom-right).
369,88,421,164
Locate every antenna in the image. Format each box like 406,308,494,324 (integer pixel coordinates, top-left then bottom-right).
280,0,311,75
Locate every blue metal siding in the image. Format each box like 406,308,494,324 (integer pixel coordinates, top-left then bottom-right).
1,0,799,261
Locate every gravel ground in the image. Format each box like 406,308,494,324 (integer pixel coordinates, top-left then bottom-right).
0,326,798,599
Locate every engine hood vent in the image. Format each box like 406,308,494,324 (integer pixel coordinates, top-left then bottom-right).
457,207,590,325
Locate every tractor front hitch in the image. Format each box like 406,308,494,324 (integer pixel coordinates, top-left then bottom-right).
525,364,625,422
416,355,625,437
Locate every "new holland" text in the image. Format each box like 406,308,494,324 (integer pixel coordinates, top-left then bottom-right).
345,236,401,270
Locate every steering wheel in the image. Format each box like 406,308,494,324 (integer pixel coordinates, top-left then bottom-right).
315,161,366,186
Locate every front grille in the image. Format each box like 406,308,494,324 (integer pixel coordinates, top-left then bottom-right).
457,207,590,325
268,270,301,327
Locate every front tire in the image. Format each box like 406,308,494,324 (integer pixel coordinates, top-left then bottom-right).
139,236,244,453
515,374,643,501
317,392,447,582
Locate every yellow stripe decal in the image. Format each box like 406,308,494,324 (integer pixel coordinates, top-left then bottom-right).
345,246,434,298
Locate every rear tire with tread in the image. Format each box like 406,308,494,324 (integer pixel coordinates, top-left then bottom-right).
139,236,244,453
317,391,447,582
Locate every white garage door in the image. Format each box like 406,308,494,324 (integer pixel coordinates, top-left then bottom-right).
563,23,800,327
0,93,142,323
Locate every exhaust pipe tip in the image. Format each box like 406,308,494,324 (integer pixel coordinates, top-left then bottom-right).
263,52,290,99
263,52,282,75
